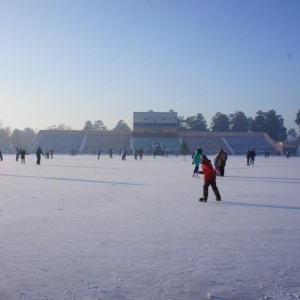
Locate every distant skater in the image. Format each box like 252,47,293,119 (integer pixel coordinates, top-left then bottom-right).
16,147,20,161
250,149,256,165
134,149,138,160
122,149,127,160
139,148,144,160
36,146,44,165
192,146,202,177
246,150,251,165
20,149,27,164
97,149,101,159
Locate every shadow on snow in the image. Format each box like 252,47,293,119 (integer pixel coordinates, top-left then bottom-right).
2,174,149,186
222,201,300,211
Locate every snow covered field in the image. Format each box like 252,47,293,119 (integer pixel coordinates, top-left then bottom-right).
0,153,299,300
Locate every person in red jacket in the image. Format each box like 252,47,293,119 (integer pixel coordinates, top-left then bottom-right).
199,155,221,202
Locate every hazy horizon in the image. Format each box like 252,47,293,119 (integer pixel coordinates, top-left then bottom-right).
1,0,299,131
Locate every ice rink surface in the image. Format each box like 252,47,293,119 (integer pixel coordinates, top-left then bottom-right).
0,153,299,300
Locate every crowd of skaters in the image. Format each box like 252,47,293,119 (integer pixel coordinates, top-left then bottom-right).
0,143,286,174
92,147,179,160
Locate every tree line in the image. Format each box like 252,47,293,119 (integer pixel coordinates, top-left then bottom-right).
1,109,299,150
177,110,295,142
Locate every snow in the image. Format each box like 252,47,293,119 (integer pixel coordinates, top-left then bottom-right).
0,153,300,300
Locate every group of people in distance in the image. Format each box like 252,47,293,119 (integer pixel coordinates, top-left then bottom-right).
15,147,28,164
192,147,228,203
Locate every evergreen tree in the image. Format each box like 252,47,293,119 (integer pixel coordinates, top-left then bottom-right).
210,112,230,132
94,120,107,131
11,129,22,149
287,128,298,142
11,128,36,149
185,113,208,131
23,128,36,148
112,120,131,131
177,116,188,131
251,110,287,141
83,120,94,130
250,111,266,132
48,124,72,130
229,111,249,132
0,124,11,139
180,140,189,155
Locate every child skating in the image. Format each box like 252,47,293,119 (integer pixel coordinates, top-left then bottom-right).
199,155,221,202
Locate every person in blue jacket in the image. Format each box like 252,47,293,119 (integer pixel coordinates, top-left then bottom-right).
192,146,203,177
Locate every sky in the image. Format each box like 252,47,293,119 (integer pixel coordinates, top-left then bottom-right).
1,0,299,132
0,154,300,299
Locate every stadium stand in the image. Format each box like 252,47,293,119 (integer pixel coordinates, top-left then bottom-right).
178,135,229,155
28,130,85,154
225,135,276,155
27,130,279,156
83,132,131,154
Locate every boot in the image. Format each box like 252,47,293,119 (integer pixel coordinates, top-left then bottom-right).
213,187,221,201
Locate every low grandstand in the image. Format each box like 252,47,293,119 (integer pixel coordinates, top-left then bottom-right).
28,130,131,155
28,130,278,156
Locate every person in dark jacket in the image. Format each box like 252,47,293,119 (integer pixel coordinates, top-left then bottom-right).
246,150,251,165
20,149,27,164
199,155,221,202
215,148,228,176
36,146,44,165
250,149,256,165
16,147,20,161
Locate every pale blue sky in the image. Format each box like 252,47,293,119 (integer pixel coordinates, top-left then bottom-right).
1,0,299,131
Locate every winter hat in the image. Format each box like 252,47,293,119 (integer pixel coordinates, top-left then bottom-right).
197,146,202,153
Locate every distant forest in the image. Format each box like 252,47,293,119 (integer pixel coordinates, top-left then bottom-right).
1,109,300,150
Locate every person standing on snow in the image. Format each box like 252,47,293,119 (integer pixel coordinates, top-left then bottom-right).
20,149,27,164
215,148,228,177
250,149,256,165
246,149,251,165
36,146,44,165
16,147,20,161
199,155,221,202
139,148,144,160
192,146,202,177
